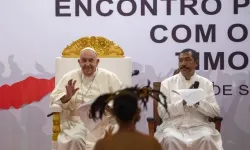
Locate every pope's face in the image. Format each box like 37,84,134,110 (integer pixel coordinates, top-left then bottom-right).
78,50,99,77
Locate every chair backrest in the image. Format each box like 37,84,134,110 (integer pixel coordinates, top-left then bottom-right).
55,36,128,84
62,36,124,58
152,82,162,125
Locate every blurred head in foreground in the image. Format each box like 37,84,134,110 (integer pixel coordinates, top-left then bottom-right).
90,82,165,150
90,81,168,129
112,92,141,126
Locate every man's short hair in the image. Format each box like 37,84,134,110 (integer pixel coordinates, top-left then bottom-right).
180,48,199,62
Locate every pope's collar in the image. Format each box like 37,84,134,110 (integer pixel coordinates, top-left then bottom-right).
179,71,197,81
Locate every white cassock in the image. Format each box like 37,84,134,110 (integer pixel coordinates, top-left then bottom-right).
50,67,122,150
155,72,223,150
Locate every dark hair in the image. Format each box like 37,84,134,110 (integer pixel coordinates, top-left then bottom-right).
113,93,138,122
180,48,199,62
90,81,168,122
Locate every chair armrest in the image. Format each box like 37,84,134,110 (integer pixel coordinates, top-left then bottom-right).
214,117,223,132
50,104,63,112
147,117,156,122
213,116,223,122
147,117,157,136
146,116,163,135
47,104,63,117
209,116,223,132
208,116,223,123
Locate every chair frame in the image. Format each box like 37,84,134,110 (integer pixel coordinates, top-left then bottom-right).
48,104,62,150
146,82,223,136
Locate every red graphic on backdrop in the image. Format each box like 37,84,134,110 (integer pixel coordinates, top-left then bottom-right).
0,76,55,109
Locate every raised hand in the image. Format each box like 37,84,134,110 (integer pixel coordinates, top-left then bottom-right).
105,105,113,115
61,79,79,103
103,125,114,139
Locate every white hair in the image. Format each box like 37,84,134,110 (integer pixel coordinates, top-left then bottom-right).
80,47,97,56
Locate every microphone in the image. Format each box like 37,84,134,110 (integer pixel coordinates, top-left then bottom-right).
132,70,140,76
189,81,199,89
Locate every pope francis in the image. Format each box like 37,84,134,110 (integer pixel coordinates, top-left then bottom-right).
50,47,122,150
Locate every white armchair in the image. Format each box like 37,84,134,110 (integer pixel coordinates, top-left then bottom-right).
48,36,131,150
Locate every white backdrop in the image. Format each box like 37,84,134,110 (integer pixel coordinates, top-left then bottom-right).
0,0,250,150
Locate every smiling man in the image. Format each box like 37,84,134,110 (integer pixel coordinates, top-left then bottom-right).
50,47,122,150
154,49,223,150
